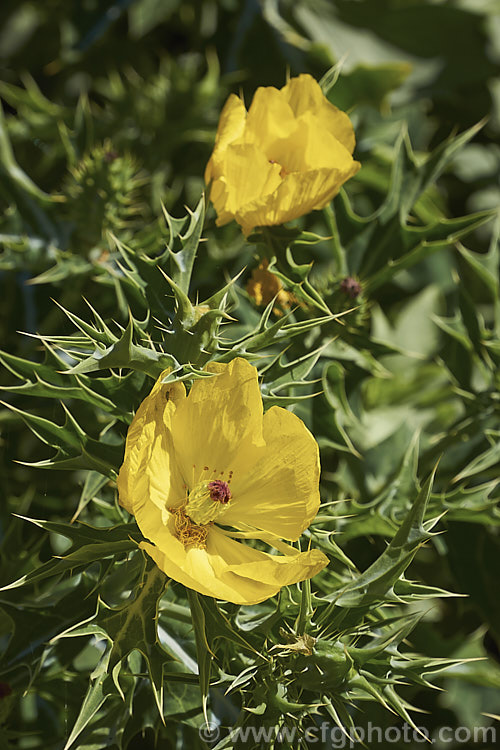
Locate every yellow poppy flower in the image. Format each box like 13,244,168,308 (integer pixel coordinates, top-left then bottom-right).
117,358,328,605
205,74,360,235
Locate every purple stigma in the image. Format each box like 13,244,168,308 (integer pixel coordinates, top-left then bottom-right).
208,480,232,504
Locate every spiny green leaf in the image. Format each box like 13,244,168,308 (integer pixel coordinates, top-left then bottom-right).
63,318,176,377
259,345,324,406
0,517,139,592
71,472,111,523
164,194,205,294
196,595,261,656
328,467,439,607
186,589,213,724
0,345,146,418
51,298,116,346
28,255,94,285
453,430,500,483
457,239,500,302
376,430,420,520
399,119,486,221
269,250,332,314
0,99,54,204
319,361,361,457
228,305,338,355
64,653,112,750
364,210,495,292
1,374,122,419
12,516,139,547
100,560,170,717
3,401,124,476
435,480,500,525
1,400,83,453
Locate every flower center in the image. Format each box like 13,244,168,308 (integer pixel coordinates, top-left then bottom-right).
207,479,232,504
184,479,232,526
169,506,210,549
269,158,288,178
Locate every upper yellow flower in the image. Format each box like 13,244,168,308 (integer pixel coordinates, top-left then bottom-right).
205,74,360,235
117,358,328,605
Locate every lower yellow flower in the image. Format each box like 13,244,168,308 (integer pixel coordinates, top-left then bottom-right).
117,358,328,605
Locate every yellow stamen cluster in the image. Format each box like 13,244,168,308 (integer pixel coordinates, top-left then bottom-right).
168,506,210,549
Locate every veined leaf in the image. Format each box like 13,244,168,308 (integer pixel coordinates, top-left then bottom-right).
64,652,112,750
327,467,439,607
63,318,176,377
100,559,170,717
164,194,205,294
186,589,213,724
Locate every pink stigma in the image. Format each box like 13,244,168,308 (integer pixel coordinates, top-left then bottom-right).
208,480,231,504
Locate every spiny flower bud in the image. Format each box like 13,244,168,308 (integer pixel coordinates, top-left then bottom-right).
340,277,362,299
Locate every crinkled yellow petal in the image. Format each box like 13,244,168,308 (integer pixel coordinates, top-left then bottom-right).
204,93,246,183
117,375,187,515
236,163,360,235
140,541,223,598
209,530,328,586
171,358,265,488
269,112,355,174
300,113,355,170
244,86,296,155
217,143,282,217
208,177,233,227
281,74,356,153
223,406,320,540
139,538,279,605
140,524,328,605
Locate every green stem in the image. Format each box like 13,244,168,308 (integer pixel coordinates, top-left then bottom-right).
324,204,346,276
296,578,313,635
260,227,284,263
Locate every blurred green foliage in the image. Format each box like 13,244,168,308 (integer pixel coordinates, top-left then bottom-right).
1,0,500,748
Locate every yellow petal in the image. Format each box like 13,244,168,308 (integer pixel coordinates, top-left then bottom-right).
223,406,321,540
244,85,296,155
237,163,360,235
210,530,328,588
208,176,233,227
204,93,247,183
117,375,187,515
281,74,356,153
139,538,278,605
140,524,328,605
218,143,282,216
171,358,265,489
140,541,224,598
268,111,355,174
300,113,355,171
